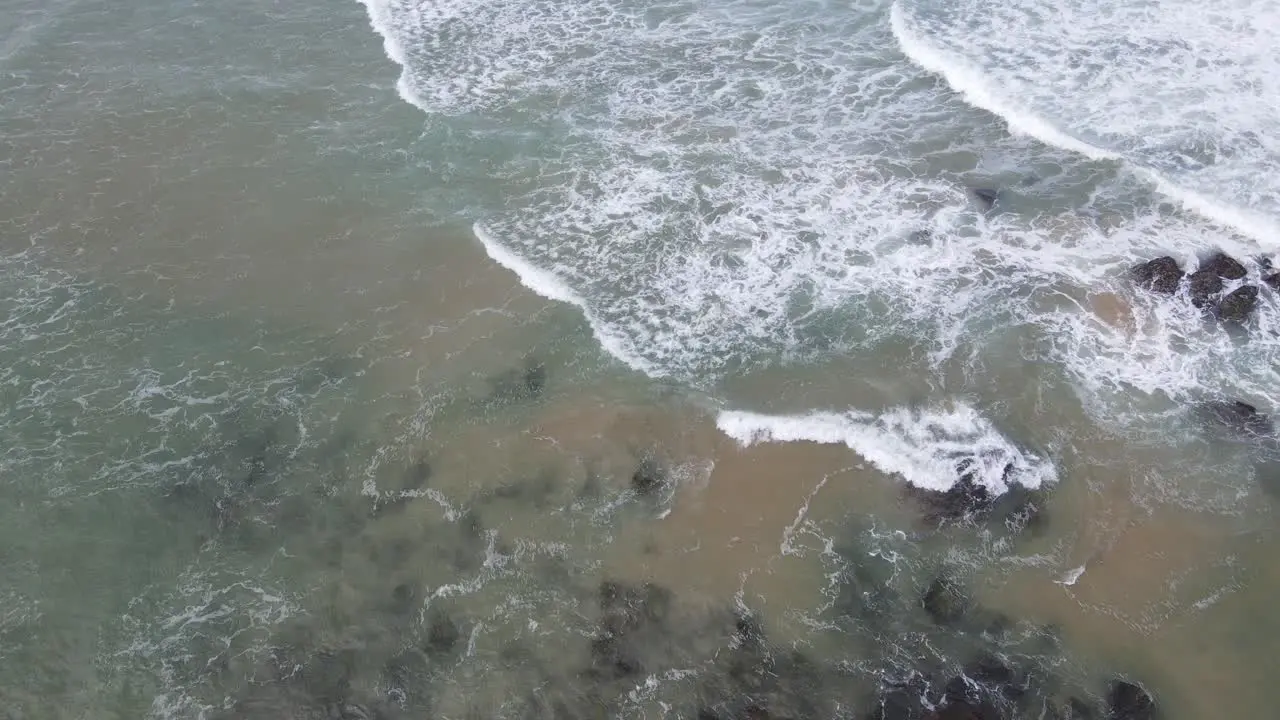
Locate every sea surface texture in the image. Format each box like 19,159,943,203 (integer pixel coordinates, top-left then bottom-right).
1,0,1278,717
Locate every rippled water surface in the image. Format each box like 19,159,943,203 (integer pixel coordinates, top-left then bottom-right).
2,0,1279,717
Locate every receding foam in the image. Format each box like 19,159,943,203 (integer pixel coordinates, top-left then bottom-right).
473,223,661,377
890,0,1280,247
717,403,1056,494
360,0,1280,425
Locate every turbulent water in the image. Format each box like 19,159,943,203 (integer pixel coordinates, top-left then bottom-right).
367,0,1280,417
2,0,1280,716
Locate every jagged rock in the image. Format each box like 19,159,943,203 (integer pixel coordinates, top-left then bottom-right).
1201,252,1247,280
1106,680,1155,720
723,648,823,719
1216,285,1259,324
1130,256,1182,295
972,188,999,210
1264,272,1280,292
1186,269,1223,308
1199,400,1274,438
589,632,644,679
588,580,673,680
922,577,969,624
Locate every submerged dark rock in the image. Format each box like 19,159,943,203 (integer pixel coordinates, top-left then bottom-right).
1106,680,1156,720
868,675,931,720
1264,272,1280,292
922,577,970,625
964,653,1025,701
588,580,674,681
987,483,1047,536
912,459,1012,524
972,188,999,210
389,582,417,616
926,699,1003,720
301,648,357,704
1199,400,1274,438
720,644,824,719
404,458,432,490
486,357,548,404
1048,697,1099,720
1186,269,1223,308
1130,256,1183,295
424,609,463,656
1216,285,1259,324
476,469,559,510
1201,252,1247,280
631,456,666,495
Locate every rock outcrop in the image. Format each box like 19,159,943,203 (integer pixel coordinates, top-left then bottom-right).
1130,257,1182,295
1216,285,1259,324
1187,268,1224,308
1106,680,1156,720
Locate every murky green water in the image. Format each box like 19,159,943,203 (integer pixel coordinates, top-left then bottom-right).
3,0,1280,719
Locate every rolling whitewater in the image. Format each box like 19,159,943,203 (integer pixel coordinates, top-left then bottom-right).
1,0,1278,717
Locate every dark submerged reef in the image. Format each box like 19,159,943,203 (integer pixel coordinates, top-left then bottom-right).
1131,251,1266,324
159,355,1163,720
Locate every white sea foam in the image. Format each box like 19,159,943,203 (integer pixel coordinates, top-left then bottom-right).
890,0,1280,247
359,0,1280,426
717,403,1056,493
473,223,661,376
888,4,1120,164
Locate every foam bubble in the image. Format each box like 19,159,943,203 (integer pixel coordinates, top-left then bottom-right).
717,403,1056,493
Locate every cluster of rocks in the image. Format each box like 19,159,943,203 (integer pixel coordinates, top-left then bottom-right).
907,575,1160,720
1131,251,1273,324
204,528,1167,720
906,459,1046,535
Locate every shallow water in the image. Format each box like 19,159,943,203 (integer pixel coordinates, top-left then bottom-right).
2,0,1280,718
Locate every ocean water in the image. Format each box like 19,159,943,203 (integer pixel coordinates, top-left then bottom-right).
2,0,1279,717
